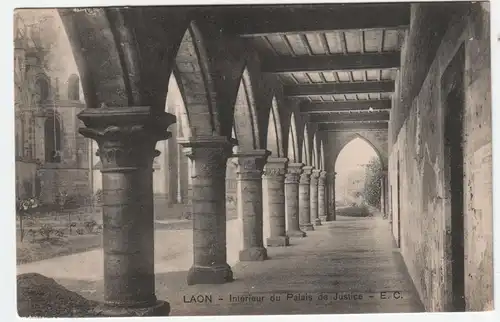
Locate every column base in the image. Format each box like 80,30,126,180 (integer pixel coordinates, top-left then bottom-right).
300,223,315,231
266,236,290,247
326,213,336,221
287,230,306,238
187,264,233,285
239,247,268,261
319,215,327,222
94,300,170,317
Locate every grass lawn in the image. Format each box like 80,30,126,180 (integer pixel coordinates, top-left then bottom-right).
17,233,102,265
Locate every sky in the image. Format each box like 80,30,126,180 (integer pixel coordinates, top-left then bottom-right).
335,137,379,174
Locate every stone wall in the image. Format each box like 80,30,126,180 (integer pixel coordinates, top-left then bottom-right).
388,3,492,311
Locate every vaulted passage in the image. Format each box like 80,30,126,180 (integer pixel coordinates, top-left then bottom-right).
15,2,492,317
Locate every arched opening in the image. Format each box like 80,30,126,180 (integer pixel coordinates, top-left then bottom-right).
301,124,310,165
334,136,382,216
232,68,260,150
312,132,318,168
287,113,298,162
67,74,80,100
266,96,283,157
35,75,50,104
44,115,62,163
320,140,325,170
225,126,239,221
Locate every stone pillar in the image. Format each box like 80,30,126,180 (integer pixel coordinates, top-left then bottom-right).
234,150,270,261
310,169,321,226
327,172,337,221
299,165,314,231
285,163,306,237
264,157,289,247
178,136,233,285
78,106,174,316
381,169,388,217
318,170,327,222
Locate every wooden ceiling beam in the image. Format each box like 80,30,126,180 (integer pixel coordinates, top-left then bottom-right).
301,99,391,113
262,52,400,74
309,112,390,123
284,80,394,97
318,122,388,131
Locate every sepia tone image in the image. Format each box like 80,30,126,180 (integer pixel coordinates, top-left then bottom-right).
14,1,493,317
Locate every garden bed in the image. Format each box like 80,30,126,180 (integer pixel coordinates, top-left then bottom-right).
17,273,98,317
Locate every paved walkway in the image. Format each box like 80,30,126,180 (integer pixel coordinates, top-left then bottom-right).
17,216,424,315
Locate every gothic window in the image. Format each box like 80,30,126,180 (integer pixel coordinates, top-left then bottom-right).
67,74,80,100
44,116,62,163
35,75,50,105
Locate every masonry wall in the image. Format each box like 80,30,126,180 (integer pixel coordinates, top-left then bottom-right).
388,3,492,311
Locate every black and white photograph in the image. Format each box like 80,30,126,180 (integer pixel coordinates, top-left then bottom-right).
12,1,494,318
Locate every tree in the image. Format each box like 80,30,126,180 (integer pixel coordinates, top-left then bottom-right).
363,157,382,208
17,197,39,242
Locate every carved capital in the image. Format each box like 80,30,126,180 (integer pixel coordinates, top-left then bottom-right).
77,106,175,172
263,157,288,179
299,165,314,185
234,150,271,180
178,136,233,178
311,169,321,182
285,162,303,184
318,170,327,186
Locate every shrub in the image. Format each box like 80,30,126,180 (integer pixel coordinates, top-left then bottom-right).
76,228,84,235
39,224,54,240
84,220,97,233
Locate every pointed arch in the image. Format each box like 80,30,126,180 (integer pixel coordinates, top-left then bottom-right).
301,123,311,165
35,73,50,105
334,133,384,169
320,139,326,170
44,113,62,163
166,73,191,138
174,22,221,136
312,132,319,168
287,112,299,162
67,74,80,100
266,96,284,157
232,67,260,151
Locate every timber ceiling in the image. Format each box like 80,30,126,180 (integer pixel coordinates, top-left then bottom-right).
211,3,410,131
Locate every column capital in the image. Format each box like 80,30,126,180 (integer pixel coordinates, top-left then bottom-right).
310,168,321,183
285,162,303,184
263,157,288,179
300,165,314,184
234,149,271,180
381,168,388,176
318,170,327,185
178,135,233,177
78,106,175,172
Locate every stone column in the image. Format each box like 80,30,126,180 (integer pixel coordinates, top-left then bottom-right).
178,136,233,285
234,150,270,261
310,169,321,226
264,157,289,247
285,163,306,237
318,170,327,222
299,165,314,231
327,172,337,221
381,169,388,216
78,106,174,316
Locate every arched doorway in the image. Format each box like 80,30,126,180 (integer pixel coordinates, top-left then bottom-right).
334,136,382,217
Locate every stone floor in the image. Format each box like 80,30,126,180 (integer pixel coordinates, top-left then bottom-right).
17,215,425,316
